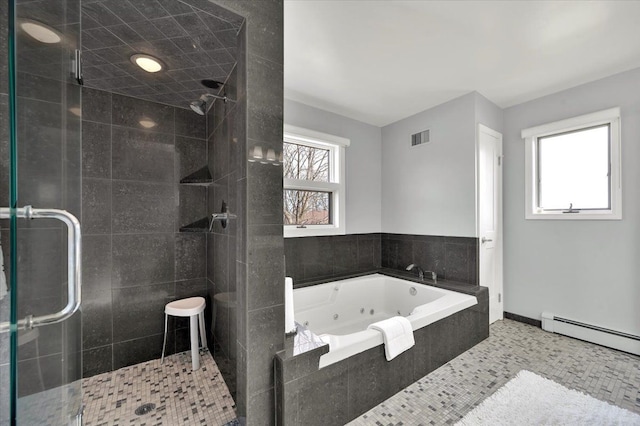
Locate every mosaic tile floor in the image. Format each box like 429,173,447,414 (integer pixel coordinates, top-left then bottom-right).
349,319,640,425
82,349,236,426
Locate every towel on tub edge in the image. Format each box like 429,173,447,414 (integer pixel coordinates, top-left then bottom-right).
368,316,415,361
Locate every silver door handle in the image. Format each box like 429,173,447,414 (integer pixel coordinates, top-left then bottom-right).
0,206,81,332
481,237,493,244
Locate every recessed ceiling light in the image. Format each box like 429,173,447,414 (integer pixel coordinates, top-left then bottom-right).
139,118,157,128
130,54,164,73
20,20,62,44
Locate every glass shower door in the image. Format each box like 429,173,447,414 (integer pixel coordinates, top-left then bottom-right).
1,0,83,424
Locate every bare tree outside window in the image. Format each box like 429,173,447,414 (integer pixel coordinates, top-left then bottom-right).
284,190,330,225
283,142,332,225
283,142,329,181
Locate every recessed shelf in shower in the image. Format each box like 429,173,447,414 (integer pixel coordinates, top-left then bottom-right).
179,217,210,233
179,166,215,186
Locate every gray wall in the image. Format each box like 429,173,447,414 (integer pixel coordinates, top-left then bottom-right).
284,93,503,238
283,94,493,288
503,67,640,336
212,1,284,424
381,92,477,237
474,92,504,137
284,99,383,233
81,87,209,376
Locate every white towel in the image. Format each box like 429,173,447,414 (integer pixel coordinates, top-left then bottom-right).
0,241,7,301
285,277,296,334
368,316,415,361
319,334,332,350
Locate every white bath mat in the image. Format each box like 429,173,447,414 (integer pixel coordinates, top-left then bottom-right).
457,370,640,425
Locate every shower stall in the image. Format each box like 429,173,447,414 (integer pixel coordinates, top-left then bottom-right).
1,0,284,424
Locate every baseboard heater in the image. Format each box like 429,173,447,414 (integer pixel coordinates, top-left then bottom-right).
541,312,640,356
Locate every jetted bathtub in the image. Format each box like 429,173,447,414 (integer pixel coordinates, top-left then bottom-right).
294,273,478,367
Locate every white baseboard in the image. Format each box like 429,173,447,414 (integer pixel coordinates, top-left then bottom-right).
541,312,640,356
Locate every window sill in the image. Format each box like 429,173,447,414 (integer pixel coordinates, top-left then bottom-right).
284,226,345,238
526,210,621,220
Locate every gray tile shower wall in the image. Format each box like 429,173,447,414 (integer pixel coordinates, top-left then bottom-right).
211,1,284,423
284,233,478,286
382,233,479,285
80,87,208,377
206,59,242,398
284,234,382,285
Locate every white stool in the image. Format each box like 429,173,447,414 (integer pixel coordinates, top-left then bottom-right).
161,296,207,370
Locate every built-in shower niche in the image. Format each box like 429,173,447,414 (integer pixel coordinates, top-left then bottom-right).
179,166,214,233
179,217,211,233
180,166,214,185
178,162,239,234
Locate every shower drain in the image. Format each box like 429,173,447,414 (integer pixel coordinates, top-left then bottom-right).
135,403,156,416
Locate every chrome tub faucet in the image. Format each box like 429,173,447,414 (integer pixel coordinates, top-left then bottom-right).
406,264,437,283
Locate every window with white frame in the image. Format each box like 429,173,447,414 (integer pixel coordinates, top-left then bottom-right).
283,124,349,237
522,107,621,220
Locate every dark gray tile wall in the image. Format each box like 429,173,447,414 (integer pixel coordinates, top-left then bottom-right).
284,234,381,285
209,1,284,423
382,234,479,285
275,286,489,425
284,233,479,286
80,87,208,377
206,59,243,398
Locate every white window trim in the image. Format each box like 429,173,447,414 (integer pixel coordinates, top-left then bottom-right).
522,107,622,220
283,124,349,237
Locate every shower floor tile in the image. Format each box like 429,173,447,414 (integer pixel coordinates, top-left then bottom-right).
82,349,236,426
349,319,640,425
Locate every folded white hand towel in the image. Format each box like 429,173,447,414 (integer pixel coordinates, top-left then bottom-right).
368,316,415,361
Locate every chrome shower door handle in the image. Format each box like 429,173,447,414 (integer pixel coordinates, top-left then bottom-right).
0,206,82,332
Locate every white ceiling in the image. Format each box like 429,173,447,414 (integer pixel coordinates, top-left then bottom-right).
284,1,640,127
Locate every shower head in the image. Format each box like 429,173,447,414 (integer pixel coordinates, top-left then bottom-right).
190,99,207,115
189,93,232,115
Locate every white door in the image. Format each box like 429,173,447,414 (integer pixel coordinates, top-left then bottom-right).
477,124,503,324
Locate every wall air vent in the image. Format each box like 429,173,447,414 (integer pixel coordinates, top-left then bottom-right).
411,129,430,146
